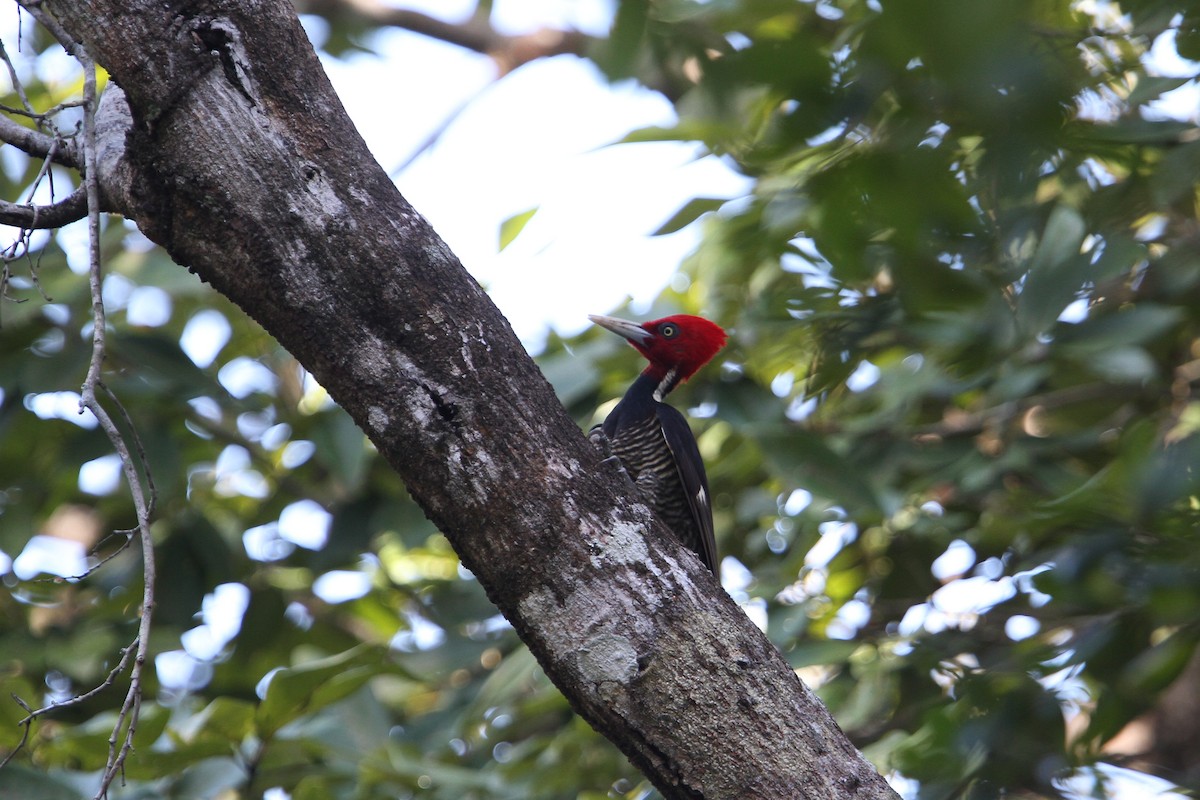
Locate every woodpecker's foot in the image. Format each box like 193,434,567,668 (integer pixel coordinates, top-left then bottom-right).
590,427,635,486
588,425,613,455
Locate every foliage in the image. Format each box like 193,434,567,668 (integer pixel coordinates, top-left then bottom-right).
2,0,1200,798
595,0,1200,796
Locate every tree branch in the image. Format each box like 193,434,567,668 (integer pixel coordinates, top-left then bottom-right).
295,0,589,74
0,112,81,169
0,185,88,227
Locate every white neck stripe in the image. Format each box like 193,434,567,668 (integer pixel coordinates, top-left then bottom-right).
653,368,678,402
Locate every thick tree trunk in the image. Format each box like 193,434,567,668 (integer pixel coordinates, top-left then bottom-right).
43,1,897,797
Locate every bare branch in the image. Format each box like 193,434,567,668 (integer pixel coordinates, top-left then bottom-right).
0,105,82,168
0,638,139,770
0,185,88,227
295,0,589,74
0,37,38,115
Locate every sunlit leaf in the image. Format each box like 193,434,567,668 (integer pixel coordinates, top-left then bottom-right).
498,207,537,252
652,197,728,236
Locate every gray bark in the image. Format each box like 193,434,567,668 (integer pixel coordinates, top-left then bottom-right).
39,0,898,797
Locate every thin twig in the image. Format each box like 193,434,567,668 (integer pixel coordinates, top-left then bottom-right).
0,639,140,771
100,379,158,519
0,8,159,796
71,50,157,800
0,38,36,117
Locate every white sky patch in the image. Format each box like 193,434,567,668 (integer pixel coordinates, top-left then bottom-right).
846,360,881,392
804,520,857,568
887,772,920,800
931,539,976,582
42,303,69,325
181,309,233,368
243,522,294,562
314,570,372,603
720,556,768,632
101,273,134,310
770,371,794,397
827,598,871,640
79,453,123,495
784,488,813,516
202,583,250,641
1058,297,1089,323
281,440,316,469
931,575,1017,617
319,8,752,346
1058,763,1192,800
155,650,213,691
218,357,278,399
1142,29,1200,123
740,597,768,632
1005,614,1040,641
13,535,88,580
54,217,92,275
188,395,223,423
897,603,926,636
237,409,276,441
182,582,250,660
125,285,172,327
261,423,291,451
1015,563,1054,606
721,556,753,593
285,601,314,630
24,391,98,429
391,610,447,652
278,499,331,550
213,444,269,499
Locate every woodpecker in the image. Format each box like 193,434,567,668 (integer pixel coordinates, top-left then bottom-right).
589,313,728,573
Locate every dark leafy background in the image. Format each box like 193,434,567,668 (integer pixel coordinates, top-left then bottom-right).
2,0,1200,798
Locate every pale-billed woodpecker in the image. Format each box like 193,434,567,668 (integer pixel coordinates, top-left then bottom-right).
588,313,728,573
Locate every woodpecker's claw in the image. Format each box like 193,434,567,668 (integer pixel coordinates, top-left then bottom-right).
589,427,636,486
588,425,611,453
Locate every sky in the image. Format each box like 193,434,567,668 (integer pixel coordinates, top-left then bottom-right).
307,0,752,347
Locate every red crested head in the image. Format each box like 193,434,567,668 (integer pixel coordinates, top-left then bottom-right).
589,313,727,384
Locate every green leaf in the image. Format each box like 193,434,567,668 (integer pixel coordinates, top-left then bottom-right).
188,696,257,744
255,645,386,737
652,197,728,236
308,408,369,491
596,0,648,80
498,207,537,252
1057,305,1182,351
1017,205,1087,334
0,765,90,800
757,426,881,516
1126,75,1194,108
1177,10,1200,60
1152,140,1200,206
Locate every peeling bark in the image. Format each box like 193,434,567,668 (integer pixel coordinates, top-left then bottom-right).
40,0,898,797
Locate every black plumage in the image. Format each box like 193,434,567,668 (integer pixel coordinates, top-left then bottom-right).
589,314,727,573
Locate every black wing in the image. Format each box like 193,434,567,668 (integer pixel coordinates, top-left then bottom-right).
656,403,718,574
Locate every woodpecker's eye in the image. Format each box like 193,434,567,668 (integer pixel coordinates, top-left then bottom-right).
660,324,678,338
